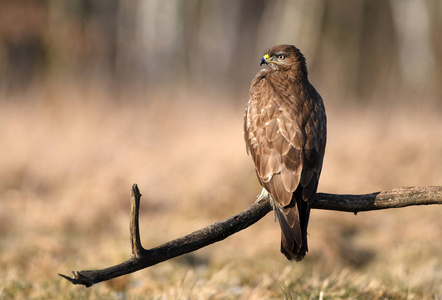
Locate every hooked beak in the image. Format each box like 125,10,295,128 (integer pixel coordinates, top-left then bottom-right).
260,54,270,66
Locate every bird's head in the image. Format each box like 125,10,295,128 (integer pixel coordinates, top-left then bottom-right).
259,44,308,76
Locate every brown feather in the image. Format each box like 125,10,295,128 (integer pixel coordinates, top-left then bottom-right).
265,119,279,141
244,44,326,261
282,147,303,172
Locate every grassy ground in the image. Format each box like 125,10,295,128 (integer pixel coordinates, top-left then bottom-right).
0,88,441,299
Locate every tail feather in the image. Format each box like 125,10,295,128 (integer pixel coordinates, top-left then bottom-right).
274,191,310,261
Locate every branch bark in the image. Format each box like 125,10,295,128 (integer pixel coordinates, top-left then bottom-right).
60,185,442,287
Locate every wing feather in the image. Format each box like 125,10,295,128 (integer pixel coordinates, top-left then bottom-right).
265,119,279,141
281,167,299,193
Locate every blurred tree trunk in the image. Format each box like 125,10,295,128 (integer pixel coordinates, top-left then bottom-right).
389,0,436,96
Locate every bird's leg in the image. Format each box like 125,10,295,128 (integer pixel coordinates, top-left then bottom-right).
256,188,278,222
256,188,271,203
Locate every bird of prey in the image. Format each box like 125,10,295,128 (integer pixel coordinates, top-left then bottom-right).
244,44,326,261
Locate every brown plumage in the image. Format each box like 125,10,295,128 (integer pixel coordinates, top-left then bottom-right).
244,45,326,261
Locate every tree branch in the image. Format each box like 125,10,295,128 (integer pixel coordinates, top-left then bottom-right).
60,185,442,287
314,186,442,213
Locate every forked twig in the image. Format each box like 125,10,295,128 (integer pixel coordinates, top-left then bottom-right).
60,185,442,287
129,185,145,258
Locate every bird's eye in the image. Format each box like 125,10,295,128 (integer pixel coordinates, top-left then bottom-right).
277,54,286,60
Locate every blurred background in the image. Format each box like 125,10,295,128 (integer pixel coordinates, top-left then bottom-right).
0,0,441,299
1,0,442,103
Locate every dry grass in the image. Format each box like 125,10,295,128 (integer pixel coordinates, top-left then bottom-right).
0,87,441,299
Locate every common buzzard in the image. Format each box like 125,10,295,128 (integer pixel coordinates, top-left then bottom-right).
244,44,326,261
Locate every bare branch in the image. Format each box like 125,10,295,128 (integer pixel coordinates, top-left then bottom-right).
60,185,442,287
129,184,144,258
314,186,442,213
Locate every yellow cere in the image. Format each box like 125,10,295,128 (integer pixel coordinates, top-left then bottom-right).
263,54,269,59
